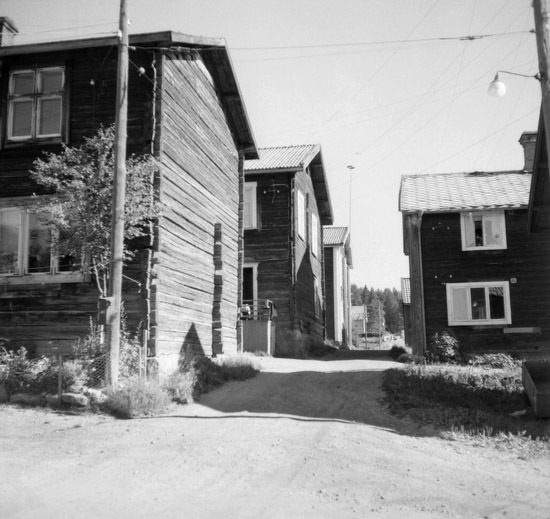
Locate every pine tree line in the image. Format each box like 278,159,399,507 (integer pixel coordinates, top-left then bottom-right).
351,285,404,335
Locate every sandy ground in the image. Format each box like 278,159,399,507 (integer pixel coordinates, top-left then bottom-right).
1,351,549,519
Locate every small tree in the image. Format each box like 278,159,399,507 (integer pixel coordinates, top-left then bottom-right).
30,126,159,295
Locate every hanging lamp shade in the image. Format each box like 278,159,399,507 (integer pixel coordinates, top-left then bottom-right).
488,73,506,97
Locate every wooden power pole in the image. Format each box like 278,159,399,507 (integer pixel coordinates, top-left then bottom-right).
534,0,550,163
107,0,129,387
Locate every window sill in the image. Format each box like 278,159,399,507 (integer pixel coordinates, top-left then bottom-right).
3,138,64,150
0,272,85,285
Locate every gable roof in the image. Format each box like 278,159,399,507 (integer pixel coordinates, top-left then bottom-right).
244,145,320,171
351,305,367,320
0,31,258,159
323,226,352,267
323,226,349,246
399,171,531,213
245,145,333,225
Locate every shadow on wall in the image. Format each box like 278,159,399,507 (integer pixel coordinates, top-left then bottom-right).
178,323,205,369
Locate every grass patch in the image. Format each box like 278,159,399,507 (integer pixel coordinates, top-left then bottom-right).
102,377,172,418
193,354,260,396
383,363,550,453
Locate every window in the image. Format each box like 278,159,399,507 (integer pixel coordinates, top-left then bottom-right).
460,211,506,251
297,190,306,239
446,281,511,326
0,208,81,279
311,212,319,256
244,182,257,229
7,66,65,142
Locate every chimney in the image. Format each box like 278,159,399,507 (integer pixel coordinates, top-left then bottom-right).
0,17,18,47
519,131,537,172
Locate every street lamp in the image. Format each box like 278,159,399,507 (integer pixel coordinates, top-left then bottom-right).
487,70,540,97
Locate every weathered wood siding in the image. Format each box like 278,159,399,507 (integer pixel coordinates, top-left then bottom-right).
0,47,155,355
294,168,324,342
420,210,550,357
243,173,293,340
151,51,240,367
324,247,336,340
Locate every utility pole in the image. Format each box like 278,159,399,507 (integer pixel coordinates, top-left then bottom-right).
534,0,550,161
107,0,129,387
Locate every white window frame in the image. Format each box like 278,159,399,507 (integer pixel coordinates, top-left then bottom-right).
244,182,257,230
7,66,65,143
297,190,306,239
242,262,258,304
0,207,84,284
446,281,511,326
311,212,319,257
460,210,507,251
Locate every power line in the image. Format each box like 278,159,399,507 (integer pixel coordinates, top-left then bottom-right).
232,30,533,52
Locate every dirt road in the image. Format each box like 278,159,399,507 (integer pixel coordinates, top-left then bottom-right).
1,351,549,519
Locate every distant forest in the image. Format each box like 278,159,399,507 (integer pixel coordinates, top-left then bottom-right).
351,285,403,335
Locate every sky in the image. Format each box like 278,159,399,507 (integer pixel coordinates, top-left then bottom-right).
0,0,542,290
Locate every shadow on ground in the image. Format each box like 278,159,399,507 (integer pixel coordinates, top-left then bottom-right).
162,350,436,438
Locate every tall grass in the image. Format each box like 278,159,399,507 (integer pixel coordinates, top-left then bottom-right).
383,363,550,449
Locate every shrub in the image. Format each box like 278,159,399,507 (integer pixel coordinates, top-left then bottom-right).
192,354,260,397
390,344,410,360
468,353,521,370
162,371,196,404
275,330,310,358
102,377,171,418
426,332,460,364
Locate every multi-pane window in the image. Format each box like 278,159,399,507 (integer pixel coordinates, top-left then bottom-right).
460,211,506,251
244,182,257,229
297,190,306,239
0,208,80,277
7,67,65,142
446,281,511,326
311,212,319,256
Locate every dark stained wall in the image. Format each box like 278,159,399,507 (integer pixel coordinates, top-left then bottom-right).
151,51,240,364
0,47,155,355
243,172,293,339
294,167,324,342
324,247,335,340
420,210,550,357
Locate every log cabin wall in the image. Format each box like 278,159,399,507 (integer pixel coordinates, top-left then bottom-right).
152,50,240,370
293,167,324,342
0,46,155,355
243,172,293,338
323,247,335,340
421,210,550,357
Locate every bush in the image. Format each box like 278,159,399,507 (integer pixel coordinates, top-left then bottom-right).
162,371,196,404
275,330,309,358
102,377,172,418
192,354,260,396
426,332,460,364
390,344,410,360
468,353,521,370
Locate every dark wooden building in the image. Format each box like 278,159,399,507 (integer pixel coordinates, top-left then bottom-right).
323,226,352,346
399,133,550,358
242,145,333,355
0,18,257,374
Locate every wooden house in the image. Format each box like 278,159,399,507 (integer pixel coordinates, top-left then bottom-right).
351,304,368,348
399,133,550,358
0,18,258,375
242,145,333,355
323,226,352,346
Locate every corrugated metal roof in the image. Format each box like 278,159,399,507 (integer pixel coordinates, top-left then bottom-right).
399,171,531,213
401,278,411,305
323,226,349,246
244,145,319,171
